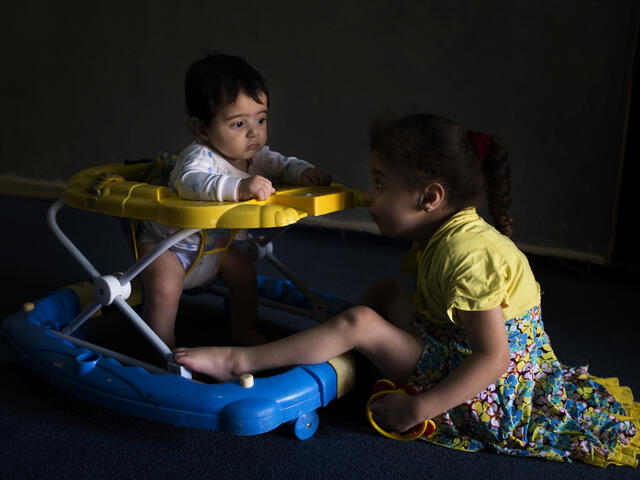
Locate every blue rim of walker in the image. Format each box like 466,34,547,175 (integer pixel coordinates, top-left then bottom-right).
1,280,351,439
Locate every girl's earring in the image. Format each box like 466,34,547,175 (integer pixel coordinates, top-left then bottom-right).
424,207,432,213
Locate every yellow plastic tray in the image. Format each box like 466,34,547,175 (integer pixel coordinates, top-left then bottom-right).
65,162,365,229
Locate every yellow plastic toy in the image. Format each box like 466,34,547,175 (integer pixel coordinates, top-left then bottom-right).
366,379,436,441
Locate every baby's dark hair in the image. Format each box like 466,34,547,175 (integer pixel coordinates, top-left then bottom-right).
185,52,269,125
369,113,513,237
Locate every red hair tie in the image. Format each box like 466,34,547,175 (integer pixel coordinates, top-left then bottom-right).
469,131,490,163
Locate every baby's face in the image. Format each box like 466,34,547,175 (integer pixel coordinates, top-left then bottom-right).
202,91,268,164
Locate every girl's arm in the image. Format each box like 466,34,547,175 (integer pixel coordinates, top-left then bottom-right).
371,306,510,432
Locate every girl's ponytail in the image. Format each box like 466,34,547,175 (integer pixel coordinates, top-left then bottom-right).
477,134,513,237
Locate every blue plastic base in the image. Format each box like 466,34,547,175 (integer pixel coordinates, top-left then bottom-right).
1,279,353,438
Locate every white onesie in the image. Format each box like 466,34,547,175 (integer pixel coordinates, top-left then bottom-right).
138,142,313,288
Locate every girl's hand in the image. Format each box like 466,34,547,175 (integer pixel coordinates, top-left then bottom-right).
300,168,332,186
369,392,424,433
238,175,275,201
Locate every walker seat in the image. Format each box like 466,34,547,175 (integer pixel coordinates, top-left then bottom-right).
1,158,364,439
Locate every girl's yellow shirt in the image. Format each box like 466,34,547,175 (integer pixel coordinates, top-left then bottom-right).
409,208,541,325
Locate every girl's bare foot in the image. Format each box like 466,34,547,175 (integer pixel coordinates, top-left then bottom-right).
172,346,239,382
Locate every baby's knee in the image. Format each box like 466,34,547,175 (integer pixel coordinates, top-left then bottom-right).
145,276,182,304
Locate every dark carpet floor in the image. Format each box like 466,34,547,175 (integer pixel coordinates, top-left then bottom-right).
1,195,638,479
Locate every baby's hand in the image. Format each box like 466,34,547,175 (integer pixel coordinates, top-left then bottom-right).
237,175,275,201
300,168,332,186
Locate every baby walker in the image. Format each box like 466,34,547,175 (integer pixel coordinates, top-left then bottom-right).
1,157,364,439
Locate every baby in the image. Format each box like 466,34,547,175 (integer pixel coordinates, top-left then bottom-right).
138,52,331,349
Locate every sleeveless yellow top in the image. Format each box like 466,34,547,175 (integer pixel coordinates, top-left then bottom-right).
410,208,541,324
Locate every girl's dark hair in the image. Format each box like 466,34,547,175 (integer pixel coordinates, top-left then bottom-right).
369,113,513,237
185,52,269,125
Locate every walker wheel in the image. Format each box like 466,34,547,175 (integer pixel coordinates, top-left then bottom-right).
291,411,319,440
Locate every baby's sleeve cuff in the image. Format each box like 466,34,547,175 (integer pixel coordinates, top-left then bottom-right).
218,176,243,202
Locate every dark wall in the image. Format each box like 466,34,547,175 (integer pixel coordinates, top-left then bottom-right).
1,1,637,262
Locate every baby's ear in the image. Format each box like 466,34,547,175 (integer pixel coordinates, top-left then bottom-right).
190,117,208,140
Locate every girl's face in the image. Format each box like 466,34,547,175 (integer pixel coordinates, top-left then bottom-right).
200,91,268,164
364,151,427,239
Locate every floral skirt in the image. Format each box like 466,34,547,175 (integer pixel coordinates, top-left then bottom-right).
411,305,639,467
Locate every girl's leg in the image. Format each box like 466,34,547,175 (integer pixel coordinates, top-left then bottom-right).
174,305,424,384
139,243,185,349
360,277,400,315
359,277,417,333
217,245,267,346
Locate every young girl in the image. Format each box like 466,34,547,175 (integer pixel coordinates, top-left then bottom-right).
138,52,331,348
172,113,638,467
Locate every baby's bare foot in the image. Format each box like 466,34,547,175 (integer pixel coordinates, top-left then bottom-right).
173,346,239,382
